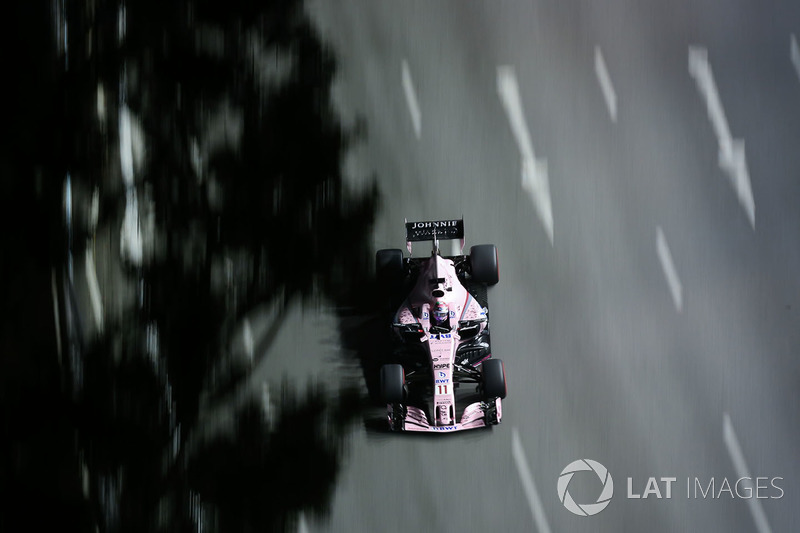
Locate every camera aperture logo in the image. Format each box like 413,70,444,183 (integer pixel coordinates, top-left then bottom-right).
557,459,614,516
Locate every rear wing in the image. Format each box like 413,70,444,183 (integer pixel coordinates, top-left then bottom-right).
405,218,464,255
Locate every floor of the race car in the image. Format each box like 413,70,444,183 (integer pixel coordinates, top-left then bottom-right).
462,280,488,311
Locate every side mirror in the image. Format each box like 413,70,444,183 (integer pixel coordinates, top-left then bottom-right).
393,323,424,342
457,319,485,339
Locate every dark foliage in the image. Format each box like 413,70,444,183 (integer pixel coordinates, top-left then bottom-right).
2,0,379,531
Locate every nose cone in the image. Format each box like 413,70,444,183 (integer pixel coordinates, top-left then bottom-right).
437,404,452,425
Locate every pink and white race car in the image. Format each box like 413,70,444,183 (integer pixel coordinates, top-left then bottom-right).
375,219,506,432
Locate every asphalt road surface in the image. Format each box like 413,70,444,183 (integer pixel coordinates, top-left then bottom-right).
281,1,800,531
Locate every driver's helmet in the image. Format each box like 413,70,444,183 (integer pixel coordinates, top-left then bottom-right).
432,301,450,326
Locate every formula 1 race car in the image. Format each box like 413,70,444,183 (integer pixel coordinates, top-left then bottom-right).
375,219,506,432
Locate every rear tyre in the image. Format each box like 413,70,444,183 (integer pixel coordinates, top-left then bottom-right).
470,244,499,285
376,249,404,307
375,249,404,282
481,358,506,399
380,364,406,404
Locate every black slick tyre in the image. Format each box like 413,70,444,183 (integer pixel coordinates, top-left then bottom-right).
376,249,404,306
375,249,404,282
470,244,499,285
481,358,506,399
380,364,405,404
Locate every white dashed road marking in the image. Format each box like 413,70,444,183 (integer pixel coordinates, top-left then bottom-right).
51,268,62,364
594,46,618,122
85,245,104,333
119,105,135,186
656,227,683,312
401,60,422,139
497,66,554,245
512,427,553,533
791,34,800,84
723,413,773,533
297,512,309,533
243,317,254,361
688,47,755,229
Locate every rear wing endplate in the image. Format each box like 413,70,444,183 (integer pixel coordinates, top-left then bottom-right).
405,218,464,255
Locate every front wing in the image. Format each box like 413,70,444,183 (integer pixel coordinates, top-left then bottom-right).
387,398,502,433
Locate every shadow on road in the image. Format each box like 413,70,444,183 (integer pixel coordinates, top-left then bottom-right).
3,0,381,531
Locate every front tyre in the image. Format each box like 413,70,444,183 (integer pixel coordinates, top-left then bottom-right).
481,358,506,399
380,364,406,404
